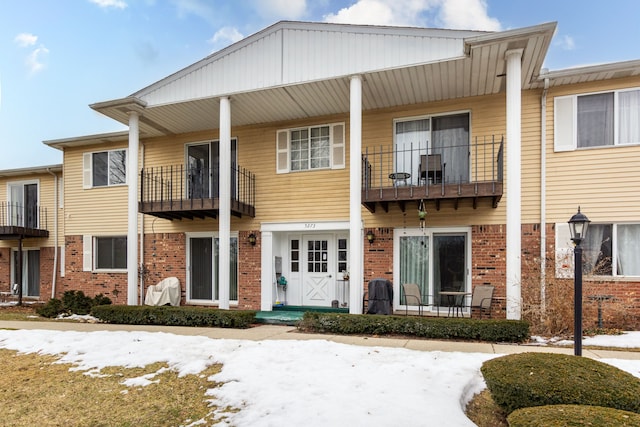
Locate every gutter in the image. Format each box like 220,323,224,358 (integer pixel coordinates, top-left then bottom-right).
46,167,58,298
540,76,549,318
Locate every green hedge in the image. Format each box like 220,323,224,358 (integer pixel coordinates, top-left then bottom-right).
507,405,640,427
91,305,256,329
297,312,529,342
481,353,640,415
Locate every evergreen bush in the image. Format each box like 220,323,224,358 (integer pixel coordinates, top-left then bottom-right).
297,312,529,342
481,353,640,415
507,404,640,427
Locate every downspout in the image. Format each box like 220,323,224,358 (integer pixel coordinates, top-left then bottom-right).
46,168,58,299
540,75,550,318
139,143,145,305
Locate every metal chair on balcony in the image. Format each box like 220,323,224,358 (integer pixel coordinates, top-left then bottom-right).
418,154,443,184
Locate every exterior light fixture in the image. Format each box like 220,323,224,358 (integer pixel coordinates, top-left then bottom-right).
248,233,257,246
366,230,375,245
568,206,590,356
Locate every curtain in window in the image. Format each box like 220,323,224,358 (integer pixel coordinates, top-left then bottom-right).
577,93,614,147
619,90,640,145
395,119,429,185
399,236,429,305
432,114,469,183
582,224,611,275
617,225,640,276
310,127,330,169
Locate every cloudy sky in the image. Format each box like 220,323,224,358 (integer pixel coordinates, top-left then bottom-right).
1,0,639,169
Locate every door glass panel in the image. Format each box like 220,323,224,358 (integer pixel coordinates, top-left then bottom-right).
433,234,466,307
307,239,328,273
190,237,212,300
399,236,429,305
212,139,238,199
395,119,429,186
187,144,210,199
12,250,40,297
24,184,38,229
432,114,469,183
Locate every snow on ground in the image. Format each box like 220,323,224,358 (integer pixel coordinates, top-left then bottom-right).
0,328,639,426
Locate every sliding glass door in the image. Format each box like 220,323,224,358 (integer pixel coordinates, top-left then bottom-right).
395,228,469,312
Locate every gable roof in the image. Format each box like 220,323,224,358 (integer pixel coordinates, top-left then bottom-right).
90,20,557,137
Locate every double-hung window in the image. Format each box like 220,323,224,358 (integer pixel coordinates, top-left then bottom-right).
555,88,640,151
83,149,127,188
276,123,345,173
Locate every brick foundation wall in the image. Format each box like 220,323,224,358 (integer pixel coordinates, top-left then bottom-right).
62,235,129,304
238,230,261,310
364,227,393,294
142,233,187,304
0,248,11,293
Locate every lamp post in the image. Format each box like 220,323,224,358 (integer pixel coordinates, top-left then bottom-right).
568,207,591,356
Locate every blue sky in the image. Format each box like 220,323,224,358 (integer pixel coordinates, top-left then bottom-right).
1,0,640,170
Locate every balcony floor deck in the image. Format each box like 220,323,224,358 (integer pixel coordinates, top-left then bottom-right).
139,198,255,221
0,226,49,240
362,181,502,213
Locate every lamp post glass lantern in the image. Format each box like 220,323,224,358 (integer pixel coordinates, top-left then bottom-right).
568,206,590,356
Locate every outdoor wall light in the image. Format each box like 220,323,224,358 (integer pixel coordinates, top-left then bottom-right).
248,233,257,246
366,230,375,245
568,206,590,356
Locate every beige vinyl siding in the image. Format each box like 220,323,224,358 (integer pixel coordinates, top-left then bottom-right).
521,90,542,223
0,171,62,248
545,76,640,224
131,89,562,234
63,144,129,235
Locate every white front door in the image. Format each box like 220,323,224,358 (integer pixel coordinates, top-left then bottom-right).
302,235,334,306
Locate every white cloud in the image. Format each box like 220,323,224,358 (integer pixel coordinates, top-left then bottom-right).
252,0,308,20
26,46,50,75
14,33,49,75
324,0,501,31
210,27,245,45
14,33,37,48
89,0,128,9
554,34,576,51
437,0,501,31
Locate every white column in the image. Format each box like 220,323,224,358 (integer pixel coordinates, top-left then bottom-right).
505,49,523,320
218,96,231,309
260,231,274,311
127,111,140,306
349,75,363,314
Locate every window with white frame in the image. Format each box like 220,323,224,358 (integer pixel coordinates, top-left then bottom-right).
83,236,127,271
554,88,640,151
276,123,345,173
83,149,127,188
581,223,640,277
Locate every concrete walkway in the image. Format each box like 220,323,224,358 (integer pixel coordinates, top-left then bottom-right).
1,320,639,361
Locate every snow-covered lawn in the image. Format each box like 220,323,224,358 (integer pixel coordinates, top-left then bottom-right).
0,328,639,426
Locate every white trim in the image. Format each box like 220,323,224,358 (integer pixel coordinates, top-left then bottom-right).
127,112,139,306
393,227,472,313
82,148,129,189
185,231,239,305
261,220,351,232
275,122,346,173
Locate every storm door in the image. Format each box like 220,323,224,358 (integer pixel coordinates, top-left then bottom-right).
302,235,334,306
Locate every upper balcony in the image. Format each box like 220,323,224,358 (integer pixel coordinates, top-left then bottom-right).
0,202,49,239
362,136,503,213
139,164,256,220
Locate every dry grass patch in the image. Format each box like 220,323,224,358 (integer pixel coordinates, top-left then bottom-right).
465,389,509,427
0,349,231,426
0,304,46,322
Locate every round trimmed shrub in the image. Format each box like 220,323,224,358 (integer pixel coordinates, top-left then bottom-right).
507,404,640,427
481,353,640,414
